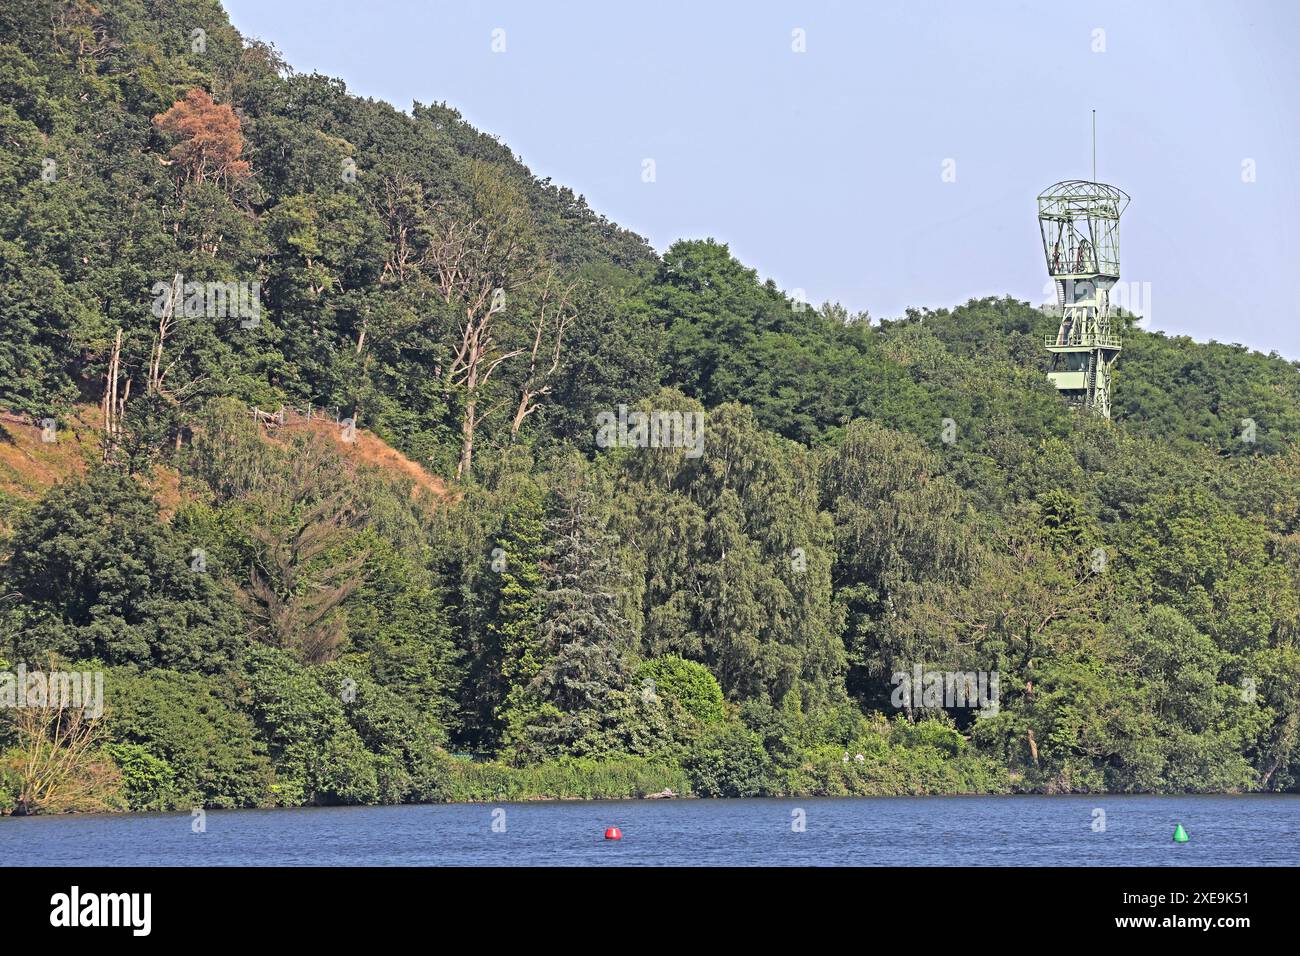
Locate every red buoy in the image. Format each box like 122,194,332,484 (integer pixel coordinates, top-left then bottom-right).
604,827,622,840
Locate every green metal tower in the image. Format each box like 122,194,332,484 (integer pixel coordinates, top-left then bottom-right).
1038,178,1130,418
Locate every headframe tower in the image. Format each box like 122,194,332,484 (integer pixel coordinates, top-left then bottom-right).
1038,119,1129,418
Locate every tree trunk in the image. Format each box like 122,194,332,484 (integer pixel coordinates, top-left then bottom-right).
457,396,476,479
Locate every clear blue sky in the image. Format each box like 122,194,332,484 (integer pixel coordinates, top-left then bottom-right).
224,0,1300,358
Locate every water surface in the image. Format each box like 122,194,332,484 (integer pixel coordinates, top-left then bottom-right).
2,795,1295,866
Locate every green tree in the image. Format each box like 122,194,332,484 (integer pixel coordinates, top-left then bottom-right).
502,456,639,761
1,469,243,670
487,477,546,747
106,668,273,809
637,655,725,725
240,646,380,806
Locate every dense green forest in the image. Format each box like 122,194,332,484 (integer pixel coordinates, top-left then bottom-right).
3,0,1300,812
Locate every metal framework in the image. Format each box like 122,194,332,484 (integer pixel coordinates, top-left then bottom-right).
1038,179,1130,418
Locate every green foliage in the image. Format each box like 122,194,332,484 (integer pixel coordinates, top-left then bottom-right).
614,395,845,707
501,455,653,762
3,0,1299,814
346,534,459,744
683,722,771,798
239,645,380,806
465,471,545,749
1,469,243,670
432,754,689,802
316,656,448,803
106,668,273,809
103,742,177,812
637,655,725,725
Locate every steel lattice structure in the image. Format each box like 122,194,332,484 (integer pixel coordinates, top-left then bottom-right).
1038,179,1130,418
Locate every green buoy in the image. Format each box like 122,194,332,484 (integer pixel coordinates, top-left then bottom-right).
1172,824,1189,843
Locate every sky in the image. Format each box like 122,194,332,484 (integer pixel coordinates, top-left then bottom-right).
222,0,1300,358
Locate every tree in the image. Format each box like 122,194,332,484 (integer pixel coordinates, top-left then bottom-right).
152,88,251,187
478,477,545,748
0,470,243,671
426,160,540,478
1120,488,1295,654
239,435,369,664
343,535,460,746
637,655,725,725
508,270,577,437
821,419,980,709
239,646,380,805
617,399,844,707
106,668,274,810
684,723,771,797
0,244,93,416
502,456,638,761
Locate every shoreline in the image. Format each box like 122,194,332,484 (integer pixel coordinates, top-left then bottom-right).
5,789,1287,820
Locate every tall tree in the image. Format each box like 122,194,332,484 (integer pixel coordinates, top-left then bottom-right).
485,478,546,746
426,160,540,478
239,435,369,664
152,88,251,188
503,456,636,760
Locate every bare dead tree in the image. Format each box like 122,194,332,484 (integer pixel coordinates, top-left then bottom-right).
425,162,540,479
101,327,131,461
147,272,182,397
510,272,578,438
375,172,430,287
131,273,205,452
243,508,369,664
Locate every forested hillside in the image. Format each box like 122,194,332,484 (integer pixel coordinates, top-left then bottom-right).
3,0,1300,812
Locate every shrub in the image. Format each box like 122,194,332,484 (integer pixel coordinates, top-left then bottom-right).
107,668,273,809
637,655,725,725
104,742,177,811
684,723,771,797
240,646,380,805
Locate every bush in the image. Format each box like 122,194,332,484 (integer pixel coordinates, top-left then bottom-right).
432,754,689,802
637,655,725,725
107,668,273,809
240,646,380,806
684,723,771,797
787,741,1010,796
104,743,177,811
315,656,447,802
891,716,967,757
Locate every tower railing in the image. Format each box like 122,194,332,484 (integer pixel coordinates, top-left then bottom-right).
1043,258,1121,278
1043,332,1122,350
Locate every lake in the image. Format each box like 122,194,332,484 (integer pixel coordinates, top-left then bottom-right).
1,795,1296,866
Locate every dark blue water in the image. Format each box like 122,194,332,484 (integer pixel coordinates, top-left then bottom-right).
2,796,1296,865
